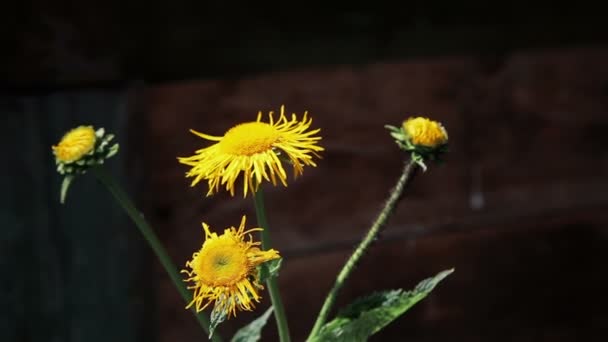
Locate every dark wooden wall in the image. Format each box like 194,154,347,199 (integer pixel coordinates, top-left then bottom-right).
2,2,606,85
0,91,151,342
134,47,608,341
3,2,608,342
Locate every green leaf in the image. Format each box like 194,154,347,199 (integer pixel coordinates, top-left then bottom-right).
259,258,282,283
313,268,454,342
230,307,274,342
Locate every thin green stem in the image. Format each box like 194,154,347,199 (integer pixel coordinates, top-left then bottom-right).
307,160,418,340
253,189,291,342
92,167,222,342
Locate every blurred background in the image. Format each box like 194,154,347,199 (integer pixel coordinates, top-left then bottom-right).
2,2,608,341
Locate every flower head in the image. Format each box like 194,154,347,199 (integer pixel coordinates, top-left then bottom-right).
385,116,448,171
53,125,97,163
402,117,448,147
182,215,280,318
52,125,119,203
178,105,323,197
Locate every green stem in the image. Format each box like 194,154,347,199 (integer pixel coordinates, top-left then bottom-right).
92,167,222,342
253,189,291,342
307,160,418,340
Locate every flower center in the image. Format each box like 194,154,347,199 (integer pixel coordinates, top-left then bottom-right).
52,126,97,163
220,122,280,156
194,236,249,286
215,255,230,266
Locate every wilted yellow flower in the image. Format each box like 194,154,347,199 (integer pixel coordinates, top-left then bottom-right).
52,125,97,163
402,117,448,148
178,105,323,197
182,215,280,318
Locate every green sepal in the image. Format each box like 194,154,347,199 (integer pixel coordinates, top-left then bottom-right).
312,268,454,342
54,127,120,177
60,175,75,204
54,127,120,203
384,124,448,170
258,258,282,283
383,124,401,134
106,143,119,159
95,127,105,138
230,306,274,342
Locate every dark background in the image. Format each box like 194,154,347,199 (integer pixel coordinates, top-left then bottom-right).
2,2,608,342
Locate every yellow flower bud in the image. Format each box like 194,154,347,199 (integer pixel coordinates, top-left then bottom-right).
52,125,96,163
402,117,448,148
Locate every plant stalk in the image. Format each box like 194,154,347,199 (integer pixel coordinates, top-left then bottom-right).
253,188,291,342
307,160,418,340
92,167,221,342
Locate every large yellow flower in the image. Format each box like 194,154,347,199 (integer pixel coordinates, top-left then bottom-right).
182,215,280,318
178,105,324,197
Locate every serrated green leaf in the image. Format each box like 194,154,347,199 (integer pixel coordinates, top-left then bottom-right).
230,306,274,342
259,258,282,283
312,268,454,342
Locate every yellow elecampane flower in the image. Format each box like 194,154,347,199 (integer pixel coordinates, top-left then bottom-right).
51,125,119,203
182,215,280,318
178,105,324,197
52,125,97,163
402,117,448,148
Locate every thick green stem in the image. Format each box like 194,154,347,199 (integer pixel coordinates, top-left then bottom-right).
92,167,221,342
253,189,291,342
307,160,418,340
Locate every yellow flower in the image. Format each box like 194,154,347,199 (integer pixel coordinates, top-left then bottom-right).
52,125,96,163
182,215,280,318
178,105,324,197
402,117,448,147
385,116,449,171
51,126,119,203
